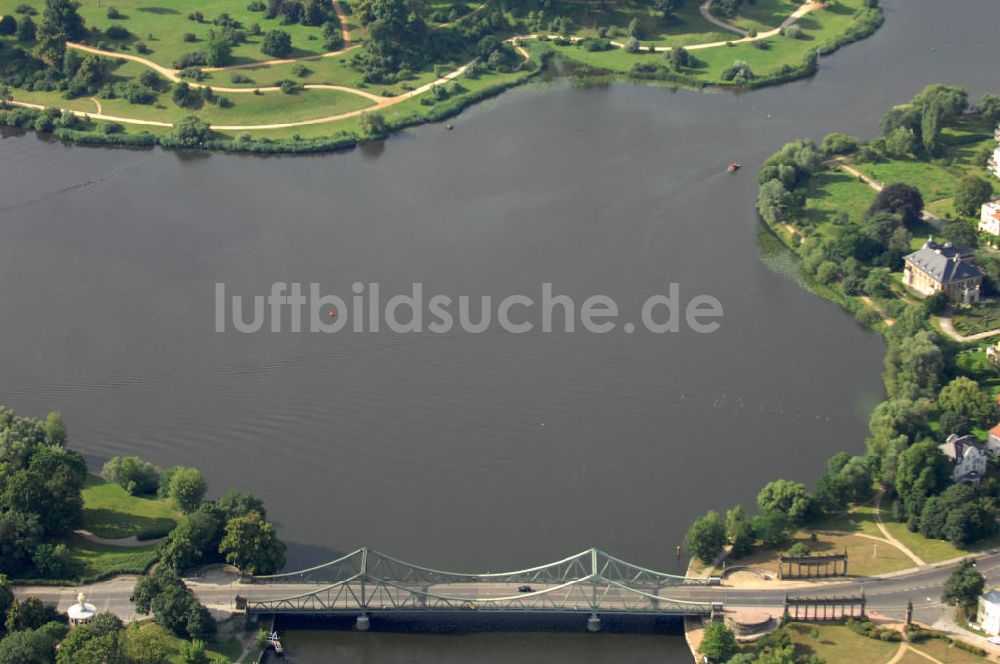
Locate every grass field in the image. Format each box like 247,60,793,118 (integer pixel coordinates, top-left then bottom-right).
81,474,179,539
730,528,911,578
800,168,878,228
783,623,900,663
912,638,992,663
549,0,869,86
0,0,338,68
63,533,160,579
729,0,801,34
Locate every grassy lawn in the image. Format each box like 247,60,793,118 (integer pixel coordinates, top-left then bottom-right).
126,623,243,664
730,0,802,34
728,529,911,578
879,518,1000,563
783,623,900,663
82,474,179,540
800,168,878,227
953,301,1000,336
62,534,160,580
0,0,336,69
555,0,733,47
912,638,992,664
852,158,959,203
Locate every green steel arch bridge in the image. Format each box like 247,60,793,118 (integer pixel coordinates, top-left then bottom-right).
239,548,722,631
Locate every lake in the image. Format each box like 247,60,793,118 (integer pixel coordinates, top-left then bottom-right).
1,0,998,659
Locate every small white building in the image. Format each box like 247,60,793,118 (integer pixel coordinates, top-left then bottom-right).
938,434,988,484
980,590,1000,635
980,199,1000,237
67,593,96,627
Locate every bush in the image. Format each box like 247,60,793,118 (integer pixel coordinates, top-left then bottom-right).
261,30,292,57
102,456,161,495
173,52,207,69
104,25,130,40
0,15,17,36
183,32,198,42
721,60,754,82
101,122,124,134
785,24,802,39
106,6,121,19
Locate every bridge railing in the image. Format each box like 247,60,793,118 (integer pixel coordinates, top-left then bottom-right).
250,547,709,588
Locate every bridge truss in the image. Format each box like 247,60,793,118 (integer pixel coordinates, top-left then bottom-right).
243,548,718,617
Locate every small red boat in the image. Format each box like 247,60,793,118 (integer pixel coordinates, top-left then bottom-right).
727,162,741,172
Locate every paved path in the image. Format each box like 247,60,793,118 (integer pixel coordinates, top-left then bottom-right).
874,490,927,567
937,314,1000,342
72,529,162,548
698,0,749,37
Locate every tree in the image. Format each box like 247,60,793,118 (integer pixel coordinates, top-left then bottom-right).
976,93,1000,124
820,132,859,156
699,621,738,661
756,479,811,524
751,511,789,549
219,510,286,574
171,116,211,148
322,20,344,50
953,175,994,217
721,59,753,82
920,101,942,155
0,574,13,628
869,183,924,228
180,639,210,664
665,45,690,70
0,623,67,664
5,596,49,632
0,15,17,35
122,622,173,664
166,466,207,513
863,269,893,298
360,111,387,138
683,510,726,564
941,220,978,248
215,489,266,519
941,559,984,617
757,179,795,225
261,29,292,57
17,15,36,42
938,376,995,428
206,33,233,67
102,456,160,495
895,440,951,521
44,412,66,446
56,613,126,664
36,0,86,63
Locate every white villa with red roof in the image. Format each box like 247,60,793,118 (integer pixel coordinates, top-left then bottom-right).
981,199,1000,237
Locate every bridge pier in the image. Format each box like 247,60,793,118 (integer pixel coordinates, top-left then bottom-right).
356,614,371,632
586,613,602,633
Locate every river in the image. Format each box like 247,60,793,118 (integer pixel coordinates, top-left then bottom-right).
0,0,998,659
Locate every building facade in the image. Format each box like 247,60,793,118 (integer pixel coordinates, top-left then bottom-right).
902,240,983,303
980,590,1000,635
980,199,1000,237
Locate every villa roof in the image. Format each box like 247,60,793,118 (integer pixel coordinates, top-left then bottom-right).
991,423,1000,437
983,589,1000,605
904,241,982,284
938,434,984,461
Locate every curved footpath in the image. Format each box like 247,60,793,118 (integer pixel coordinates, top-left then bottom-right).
698,0,750,37
7,1,825,132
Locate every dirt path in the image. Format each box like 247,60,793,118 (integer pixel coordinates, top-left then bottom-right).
859,295,895,326
698,0,750,37
12,0,822,132
874,490,926,567
89,96,102,114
